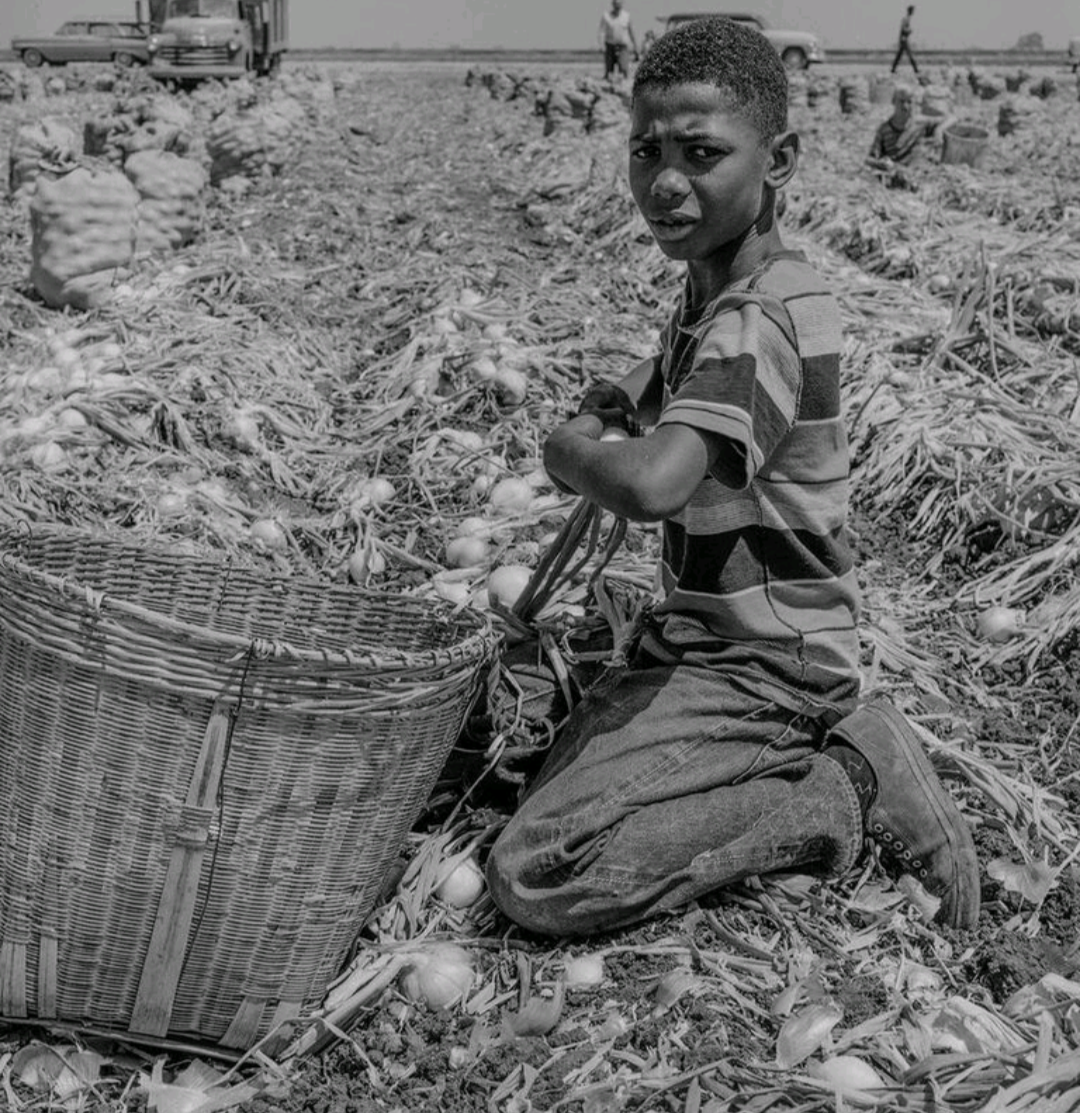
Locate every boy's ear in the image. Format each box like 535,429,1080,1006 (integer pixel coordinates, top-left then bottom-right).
765,131,799,190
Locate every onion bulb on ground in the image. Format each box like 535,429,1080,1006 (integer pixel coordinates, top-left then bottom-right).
455,515,490,539
353,476,397,510
30,441,66,472
465,356,498,384
492,365,527,408
487,476,534,515
445,535,490,568
432,577,472,606
435,856,485,907
487,564,533,610
976,605,1024,643
400,943,475,1011
809,1056,887,1098
250,518,287,551
563,953,605,988
348,545,386,583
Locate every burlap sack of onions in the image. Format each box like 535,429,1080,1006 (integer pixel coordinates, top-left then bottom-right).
124,149,207,255
8,118,79,197
84,95,196,166
206,98,305,185
30,164,138,308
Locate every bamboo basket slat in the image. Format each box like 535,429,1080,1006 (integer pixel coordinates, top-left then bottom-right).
0,524,498,1048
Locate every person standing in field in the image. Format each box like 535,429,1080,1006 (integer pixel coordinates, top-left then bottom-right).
891,5,919,74
486,17,979,939
599,0,638,82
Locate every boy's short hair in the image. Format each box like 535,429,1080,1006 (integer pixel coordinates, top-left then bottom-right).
632,17,788,141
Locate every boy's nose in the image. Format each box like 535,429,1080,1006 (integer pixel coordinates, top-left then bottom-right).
651,168,690,200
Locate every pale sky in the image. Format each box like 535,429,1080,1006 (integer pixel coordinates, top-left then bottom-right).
2,0,1074,54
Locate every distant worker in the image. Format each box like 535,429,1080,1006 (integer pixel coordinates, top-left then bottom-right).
598,0,639,82
867,85,946,189
890,5,919,75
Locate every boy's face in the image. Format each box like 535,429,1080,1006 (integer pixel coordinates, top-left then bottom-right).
628,82,789,266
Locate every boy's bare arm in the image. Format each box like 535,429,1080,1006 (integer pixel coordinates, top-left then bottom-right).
544,417,719,521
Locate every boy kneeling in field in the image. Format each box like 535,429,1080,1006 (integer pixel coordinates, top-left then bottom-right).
487,17,979,935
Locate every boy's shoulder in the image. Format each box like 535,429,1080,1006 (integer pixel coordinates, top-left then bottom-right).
746,250,836,303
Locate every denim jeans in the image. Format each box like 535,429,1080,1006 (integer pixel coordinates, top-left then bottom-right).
486,656,863,936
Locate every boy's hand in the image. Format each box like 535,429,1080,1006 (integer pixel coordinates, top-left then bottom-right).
576,383,641,435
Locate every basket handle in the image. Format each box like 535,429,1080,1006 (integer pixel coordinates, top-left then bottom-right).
129,702,231,1038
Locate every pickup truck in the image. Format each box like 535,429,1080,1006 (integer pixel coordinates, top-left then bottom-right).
11,20,149,67
657,12,825,69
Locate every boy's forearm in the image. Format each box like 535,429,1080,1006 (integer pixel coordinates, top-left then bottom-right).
544,417,657,520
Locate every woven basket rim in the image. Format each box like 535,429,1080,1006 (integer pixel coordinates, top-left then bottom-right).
0,522,499,671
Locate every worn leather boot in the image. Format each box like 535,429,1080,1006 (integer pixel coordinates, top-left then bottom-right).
826,700,980,929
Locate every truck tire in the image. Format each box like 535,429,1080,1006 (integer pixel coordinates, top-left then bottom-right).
113,51,135,68
22,48,45,68
781,47,808,71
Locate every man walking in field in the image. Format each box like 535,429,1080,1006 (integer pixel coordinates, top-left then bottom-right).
891,5,919,74
599,0,639,82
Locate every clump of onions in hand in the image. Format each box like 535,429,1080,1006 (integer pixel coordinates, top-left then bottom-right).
400,943,475,1011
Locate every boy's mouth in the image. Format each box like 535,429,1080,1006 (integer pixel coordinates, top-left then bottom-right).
648,213,696,240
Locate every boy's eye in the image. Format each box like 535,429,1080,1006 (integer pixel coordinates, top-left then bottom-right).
688,145,723,160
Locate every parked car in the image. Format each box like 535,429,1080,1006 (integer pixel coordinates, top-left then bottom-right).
11,21,150,68
657,12,825,69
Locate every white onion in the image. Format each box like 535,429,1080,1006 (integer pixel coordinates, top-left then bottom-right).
458,287,485,308
353,476,397,509
487,564,533,610
400,943,475,1011
348,547,385,582
445,535,489,568
156,491,188,518
56,408,87,429
809,1055,886,1096
488,476,534,515
444,429,485,452
492,365,528,408
465,356,498,384
435,857,485,907
455,515,490,539
600,427,629,442
30,441,66,472
976,605,1024,643
433,578,472,605
250,519,287,551
563,953,606,988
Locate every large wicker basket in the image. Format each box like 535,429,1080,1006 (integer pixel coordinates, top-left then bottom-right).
0,525,498,1048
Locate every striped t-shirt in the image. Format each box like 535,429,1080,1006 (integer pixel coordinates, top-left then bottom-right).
640,250,862,711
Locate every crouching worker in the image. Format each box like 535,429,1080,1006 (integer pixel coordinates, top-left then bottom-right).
486,17,979,938
866,85,938,189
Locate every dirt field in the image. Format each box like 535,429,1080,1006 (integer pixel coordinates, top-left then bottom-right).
1,57,1079,1112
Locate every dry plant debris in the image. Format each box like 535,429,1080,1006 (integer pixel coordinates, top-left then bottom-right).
0,56,1079,1112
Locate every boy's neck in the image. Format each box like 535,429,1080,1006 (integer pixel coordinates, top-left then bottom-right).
685,219,787,309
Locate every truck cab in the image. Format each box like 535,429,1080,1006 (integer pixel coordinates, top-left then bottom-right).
148,0,286,81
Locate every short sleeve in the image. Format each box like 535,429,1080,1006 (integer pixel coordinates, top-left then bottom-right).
658,295,801,488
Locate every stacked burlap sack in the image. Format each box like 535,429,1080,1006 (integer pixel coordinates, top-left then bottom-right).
83,94,197,166
205,95,306,185
29,150,207,309
8,118,79,198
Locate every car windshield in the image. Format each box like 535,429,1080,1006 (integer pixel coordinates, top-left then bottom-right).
167,0,237,17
